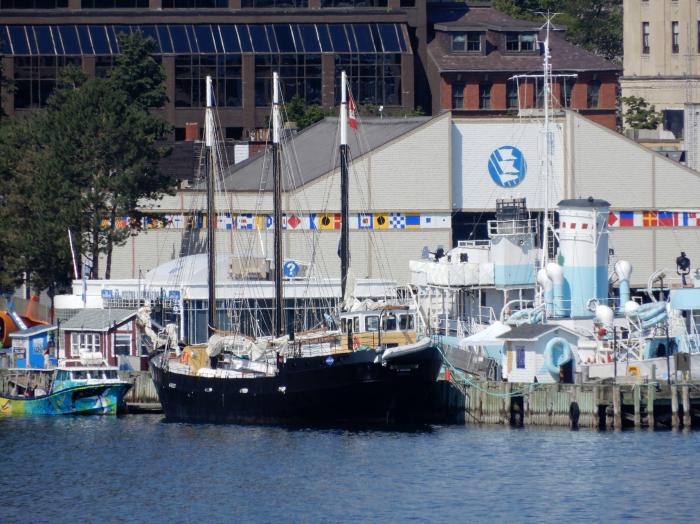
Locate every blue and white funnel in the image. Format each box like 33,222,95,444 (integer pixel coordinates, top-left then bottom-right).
557,197,610,317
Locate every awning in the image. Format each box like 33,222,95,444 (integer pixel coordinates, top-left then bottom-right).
460,321,510,347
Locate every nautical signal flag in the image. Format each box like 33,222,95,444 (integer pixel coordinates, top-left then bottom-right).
406,214,421,229
316,213,341,230
389,213,406,229
348,92,358,129
374,213,389,229
358,213,373,229
618,211,634,227
643,211,658,227
237,213,254,229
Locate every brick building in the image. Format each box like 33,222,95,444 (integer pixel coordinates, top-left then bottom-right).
426,4,620,130
0,2,621,136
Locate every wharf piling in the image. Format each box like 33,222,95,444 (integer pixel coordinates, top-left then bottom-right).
119,371,161,413
440,378,700,430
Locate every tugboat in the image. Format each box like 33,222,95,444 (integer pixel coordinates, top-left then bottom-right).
147,73,442,425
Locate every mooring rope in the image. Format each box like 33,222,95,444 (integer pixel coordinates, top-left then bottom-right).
434,338,543,398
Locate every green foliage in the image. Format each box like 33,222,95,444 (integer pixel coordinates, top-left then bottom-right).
0,59,14,119
492,0,623,61
0,116,79,293
0,31,173,290
109,31,167,109
620,96,663,130
283,96,334,130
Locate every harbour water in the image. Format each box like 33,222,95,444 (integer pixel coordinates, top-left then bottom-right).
2,416,699,523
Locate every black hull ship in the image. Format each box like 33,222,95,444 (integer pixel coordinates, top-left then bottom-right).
145,73,442,426
151,343,442,425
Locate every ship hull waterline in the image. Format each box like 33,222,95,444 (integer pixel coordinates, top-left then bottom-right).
150,345,443,425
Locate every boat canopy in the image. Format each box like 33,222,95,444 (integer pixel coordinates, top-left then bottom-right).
460,321,510,347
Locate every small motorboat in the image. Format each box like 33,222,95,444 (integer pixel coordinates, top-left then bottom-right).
0,363,132,416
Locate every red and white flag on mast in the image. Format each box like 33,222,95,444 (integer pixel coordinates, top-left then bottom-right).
348,92,358,129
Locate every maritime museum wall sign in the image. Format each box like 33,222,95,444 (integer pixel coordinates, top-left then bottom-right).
488,146,527,188
452,121,565,211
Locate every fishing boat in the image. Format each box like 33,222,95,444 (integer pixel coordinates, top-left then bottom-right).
146,73,442,425
0,362,131,416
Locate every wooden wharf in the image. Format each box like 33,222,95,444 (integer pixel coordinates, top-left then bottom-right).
438,375,700,430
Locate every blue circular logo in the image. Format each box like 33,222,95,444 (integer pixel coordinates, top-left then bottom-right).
488,146,527,188
283,260,300,278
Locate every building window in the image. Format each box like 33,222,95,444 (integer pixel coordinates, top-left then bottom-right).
162,0,228,6
587,80,601,108
225,127,243,140
82,0,148,6
0,0,67,6
516,346,525,369
334,54,401,107
672,21,680,54
451,32,481,52
321,0,387,6
506,79,519,109
505,32,536,52
241,0,309,5
114,334,132,356
400,0,415,6
451,82,464,109
14,56,81,109
559,77,573,108
175,54,242,108
71,333,101,355
642,22,650,54
257,54,322,107
479,82,491,109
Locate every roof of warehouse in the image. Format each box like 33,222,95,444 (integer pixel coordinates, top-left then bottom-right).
216,116,431,192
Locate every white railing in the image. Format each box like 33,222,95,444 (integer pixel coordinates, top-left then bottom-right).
487,219,538,237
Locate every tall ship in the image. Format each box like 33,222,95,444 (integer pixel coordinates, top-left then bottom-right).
146,73,442,425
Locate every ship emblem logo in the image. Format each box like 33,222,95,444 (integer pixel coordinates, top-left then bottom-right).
325,356,334,366
488,146,526,188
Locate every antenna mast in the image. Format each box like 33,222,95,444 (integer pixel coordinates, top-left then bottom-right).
509,13,576,270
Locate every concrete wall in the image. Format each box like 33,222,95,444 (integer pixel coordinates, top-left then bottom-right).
622,0,700,108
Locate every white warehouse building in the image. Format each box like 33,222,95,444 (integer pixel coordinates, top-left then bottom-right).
102,110,700,291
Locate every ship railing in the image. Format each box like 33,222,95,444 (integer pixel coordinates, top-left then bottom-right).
487,218,538,237
456,239,491,248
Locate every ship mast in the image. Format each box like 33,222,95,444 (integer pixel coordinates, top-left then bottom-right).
272,72,284,337
205,75,217,337
339,70,350,301
541,16,552,271
509,14,575,270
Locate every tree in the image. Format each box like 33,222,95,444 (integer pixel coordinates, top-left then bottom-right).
492,0,623,61
0,58,14,119
620,96,663,130
283,95,334,130
0,31,173,292
109,31,167,110
41,78,173,280
0,116,80,296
